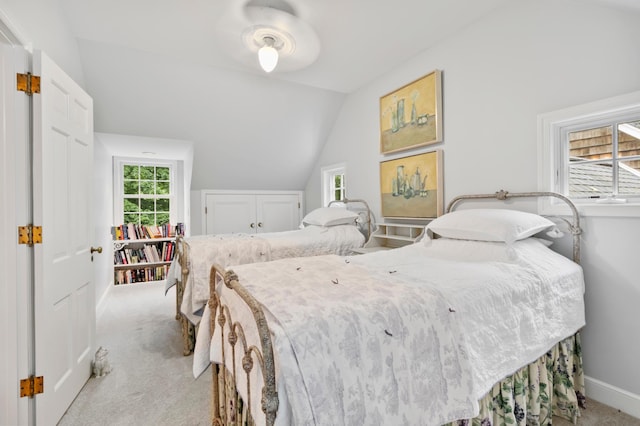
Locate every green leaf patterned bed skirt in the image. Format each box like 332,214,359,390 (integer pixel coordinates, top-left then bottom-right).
214,332,584,426
444,332,585,426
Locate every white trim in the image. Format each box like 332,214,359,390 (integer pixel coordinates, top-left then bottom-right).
0,8,31,49
585,375,640,419
0,33,30,426
95,279,113,321
538,90,640,217
321,163,346,207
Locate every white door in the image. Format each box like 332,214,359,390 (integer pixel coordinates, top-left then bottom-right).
32,50,95,425
0,37,30,426
205,193,257,234
256,194,301,233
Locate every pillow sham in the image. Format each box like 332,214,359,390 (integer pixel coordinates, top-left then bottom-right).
425,208,555,244
301,207,359,227
421,237,519,262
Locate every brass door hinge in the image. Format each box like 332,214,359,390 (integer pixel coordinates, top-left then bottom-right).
16,72,41,95
20,376,44,398
18,225,43,245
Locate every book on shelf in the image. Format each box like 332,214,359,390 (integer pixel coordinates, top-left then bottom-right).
114,264,170,285
111,222,186,241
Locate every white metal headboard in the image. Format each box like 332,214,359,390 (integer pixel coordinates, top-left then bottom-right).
446,190,582,264
327,198,373,242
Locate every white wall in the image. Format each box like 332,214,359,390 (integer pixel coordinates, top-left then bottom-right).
75,39,346,192
92,135,113,308
0,0,85,86
305,0,640,409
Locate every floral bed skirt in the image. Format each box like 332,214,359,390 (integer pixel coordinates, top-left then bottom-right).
445,332,585,426
212,332,585,426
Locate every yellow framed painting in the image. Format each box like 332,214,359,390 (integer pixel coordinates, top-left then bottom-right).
380,70,442,155
380,149,443,219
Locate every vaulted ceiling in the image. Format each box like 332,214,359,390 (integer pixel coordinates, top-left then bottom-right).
57,0,640,190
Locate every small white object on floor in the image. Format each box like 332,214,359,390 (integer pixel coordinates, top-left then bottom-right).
92,346,112,377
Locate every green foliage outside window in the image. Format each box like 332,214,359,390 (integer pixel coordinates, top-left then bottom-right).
333,173,345,201
122,164,171,225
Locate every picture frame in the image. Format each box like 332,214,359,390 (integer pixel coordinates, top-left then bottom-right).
380,149,443,219
379,70,442,155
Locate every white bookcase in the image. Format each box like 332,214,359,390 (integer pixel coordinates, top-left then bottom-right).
112,237,176,285
352,222,426,254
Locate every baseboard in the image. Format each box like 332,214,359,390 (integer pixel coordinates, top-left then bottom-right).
585,375,640,419
95,282,112,320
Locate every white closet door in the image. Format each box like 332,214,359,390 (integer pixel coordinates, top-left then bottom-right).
205,193,257,234
33,50,95,425
256,194,300,233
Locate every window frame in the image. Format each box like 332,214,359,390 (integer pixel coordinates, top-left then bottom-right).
538,90,640,217
321,163,346,207
113,157,178,227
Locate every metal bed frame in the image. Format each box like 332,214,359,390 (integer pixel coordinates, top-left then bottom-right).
174,198,374,356
206,190,584,425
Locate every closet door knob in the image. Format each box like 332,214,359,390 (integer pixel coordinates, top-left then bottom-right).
250,223,255,228
258,222,263,228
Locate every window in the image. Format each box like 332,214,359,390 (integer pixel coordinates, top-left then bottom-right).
566,121,640,199
115,159,176,225
539,90,640,216
321,163,346,206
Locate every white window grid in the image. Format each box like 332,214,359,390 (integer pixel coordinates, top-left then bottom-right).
538,90,640,217
321,163,346,207
114,158,177,226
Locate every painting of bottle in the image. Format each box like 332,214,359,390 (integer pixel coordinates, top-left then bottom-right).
396,165,405,195
397,98,405,128
379,150,443,218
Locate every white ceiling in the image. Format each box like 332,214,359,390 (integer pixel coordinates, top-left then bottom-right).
58,0,513,94
58,0,640,94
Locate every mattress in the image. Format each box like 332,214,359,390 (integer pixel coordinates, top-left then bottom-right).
194,237,585,425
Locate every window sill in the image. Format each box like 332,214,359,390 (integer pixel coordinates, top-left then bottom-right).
540,199,640,218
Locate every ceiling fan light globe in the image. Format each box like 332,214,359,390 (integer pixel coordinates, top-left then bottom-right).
258,45,278,72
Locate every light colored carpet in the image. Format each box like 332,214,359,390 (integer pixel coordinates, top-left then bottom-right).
58,282,639,425
58,282,211,426
554,400,640,426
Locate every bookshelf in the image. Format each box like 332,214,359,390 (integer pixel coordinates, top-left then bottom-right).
112,223,184,285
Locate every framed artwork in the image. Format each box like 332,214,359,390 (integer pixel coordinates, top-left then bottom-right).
380,149,443,219
379,70,442,155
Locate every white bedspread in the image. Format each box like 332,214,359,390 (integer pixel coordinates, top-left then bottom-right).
194,237,585,426
167,224,365,324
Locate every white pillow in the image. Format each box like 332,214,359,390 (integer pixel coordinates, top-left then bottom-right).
426,209,555,244
302,207,359,227
421,237,519,262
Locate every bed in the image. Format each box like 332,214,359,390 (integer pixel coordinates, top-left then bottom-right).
167,199,372,355
194,190,586,425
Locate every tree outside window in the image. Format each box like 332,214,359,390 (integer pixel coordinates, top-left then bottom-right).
322,164,346,206
332,173,345,201
122,164,172,225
